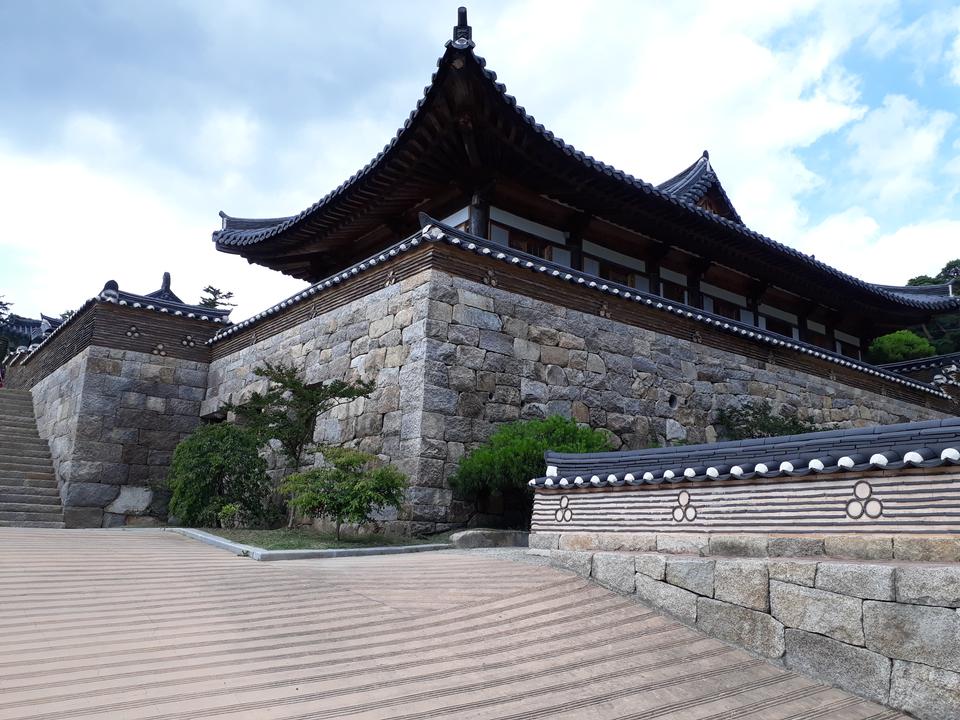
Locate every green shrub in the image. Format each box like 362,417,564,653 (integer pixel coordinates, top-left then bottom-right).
167,424,272,527
450,415,613,527
281,447,407,539
867,330,936,364
715,401,819,441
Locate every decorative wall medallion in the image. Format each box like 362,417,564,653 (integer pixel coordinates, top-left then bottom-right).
383,269,397,289
672,490,697,522
599,301,612,319
180,335,196,348
691,331,702,344
482,269,498,287
125,325,140,338
151,343,167,357
554,495,573,523
846,481,883,520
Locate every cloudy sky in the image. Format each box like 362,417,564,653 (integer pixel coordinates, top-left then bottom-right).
1,0,959,322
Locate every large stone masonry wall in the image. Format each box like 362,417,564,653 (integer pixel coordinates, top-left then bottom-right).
204,271,463,535
424,270,946,454
530,535,960,720
206,267,947,534
31,345,207,528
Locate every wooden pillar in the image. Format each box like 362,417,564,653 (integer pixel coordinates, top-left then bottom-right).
687,259,711,310
748,282,768,327
468,190,490,239
647,244,670,298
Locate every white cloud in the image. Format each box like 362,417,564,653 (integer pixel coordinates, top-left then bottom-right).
2,0,959,327
0,143,304,322
846,94,954,204
798,207,960,284
195,111,260,169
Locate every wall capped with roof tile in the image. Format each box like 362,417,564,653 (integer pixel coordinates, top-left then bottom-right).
30,345,207,528
203,266,948,535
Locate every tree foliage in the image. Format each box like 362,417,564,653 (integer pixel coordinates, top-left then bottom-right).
281,447,407,539
0,296,11,324
866,329,937,364
715,401,820,441
908,259,960,286
226,361,374,474
450,416,613,527
167,424,272,527
199,286,237,309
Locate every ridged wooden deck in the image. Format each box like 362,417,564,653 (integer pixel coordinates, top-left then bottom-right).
0,529,907,719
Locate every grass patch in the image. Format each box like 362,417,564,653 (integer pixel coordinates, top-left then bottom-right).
206,527,455,551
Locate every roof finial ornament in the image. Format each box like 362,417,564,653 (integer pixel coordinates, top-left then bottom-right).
702,149,710,160
453,6,472,42
161,272,171,292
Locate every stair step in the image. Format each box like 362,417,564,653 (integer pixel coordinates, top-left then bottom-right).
0,470,56,482
0,510,64,522
0,450,53,462
0,418,39,428
0,501,63,513
0,427,43,438
0,520,65,528
0,484,60,497
0,464,54,477
0,496,61,507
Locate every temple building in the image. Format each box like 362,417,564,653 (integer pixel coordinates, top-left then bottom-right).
4,8,960,531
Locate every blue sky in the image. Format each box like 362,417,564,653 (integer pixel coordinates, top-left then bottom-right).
1,0,958,321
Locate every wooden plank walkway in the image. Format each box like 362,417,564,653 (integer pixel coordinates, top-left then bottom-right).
0,528,907,719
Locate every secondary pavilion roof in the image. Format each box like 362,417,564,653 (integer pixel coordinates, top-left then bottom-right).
213,8,960,326
656,151,744,225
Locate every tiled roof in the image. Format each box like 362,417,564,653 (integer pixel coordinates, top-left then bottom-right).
880,351,960,374
210,215,952,402
212,12,960,317
10,276,230,367
656,151,744,224
532,417,960,489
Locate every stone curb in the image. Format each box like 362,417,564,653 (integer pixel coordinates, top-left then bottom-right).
165,528,452,561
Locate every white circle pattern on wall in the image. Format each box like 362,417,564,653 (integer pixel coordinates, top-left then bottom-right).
555,495,573,523
846,481,883,520
673,491,697,523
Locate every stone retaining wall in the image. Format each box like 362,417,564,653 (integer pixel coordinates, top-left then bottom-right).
203,265,948,533
202,270,471,535
533,541,960,720
31,345,207,527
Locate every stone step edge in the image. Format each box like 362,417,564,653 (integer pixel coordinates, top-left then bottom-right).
165,528,453,561
530,531,960,564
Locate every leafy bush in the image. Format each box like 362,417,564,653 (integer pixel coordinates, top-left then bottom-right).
715,401,819,441
867,330,936,364
281,447,407,539
167,424,272,527
450,415,613,526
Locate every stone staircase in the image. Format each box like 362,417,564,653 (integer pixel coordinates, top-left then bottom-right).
0,388,64,528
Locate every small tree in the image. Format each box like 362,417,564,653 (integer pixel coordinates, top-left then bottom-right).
0,296,11,324
199,286,237,309
59,309,75,321
714,401,820,441
867,329,936,364
281,447,407,540
450,415,613,527
167,424,271,527
226,361,374,475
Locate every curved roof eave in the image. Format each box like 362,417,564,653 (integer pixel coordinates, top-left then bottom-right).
211,37,960,315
